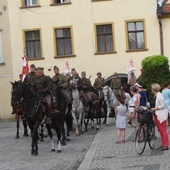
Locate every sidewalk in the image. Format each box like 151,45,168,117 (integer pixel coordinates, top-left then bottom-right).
78,119,170,170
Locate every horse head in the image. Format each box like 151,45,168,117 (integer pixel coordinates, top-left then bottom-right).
102,85,110,102
69,78,78,90
11,81,24,106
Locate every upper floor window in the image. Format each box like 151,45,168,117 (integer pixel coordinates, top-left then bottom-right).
0,30,4,63
53,0,69,4
54,27,73,56
96,24,115,53
125,20,146,51
24,30,42,59
23,0,38,7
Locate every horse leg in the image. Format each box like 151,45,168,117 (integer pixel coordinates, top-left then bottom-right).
95,101,100,130
46,122,56,152
39,123,44,142
106,102,111,125
72,111,79,136
22,118,29,137
15,114,20,139
31,121,40,156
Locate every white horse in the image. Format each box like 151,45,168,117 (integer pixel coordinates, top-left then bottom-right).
102,85,131,125
70,79,85,136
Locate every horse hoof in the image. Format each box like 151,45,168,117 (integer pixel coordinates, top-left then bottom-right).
103,121,106,124
57,150,61,153
51,149,56,152
31,151,38,156
15,135,19,139
40,139,44,142
62,142,66,146
23,133,29,137
66,138,71,142
91,126,94,129
96,128,99,130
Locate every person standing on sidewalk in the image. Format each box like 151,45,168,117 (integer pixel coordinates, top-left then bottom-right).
115,98,127,144
151,83,169,151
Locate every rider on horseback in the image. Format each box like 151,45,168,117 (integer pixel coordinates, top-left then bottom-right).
52,66,72,114
32,67,53,122
81,71,93,111
93,72,105,90
110,72,122,96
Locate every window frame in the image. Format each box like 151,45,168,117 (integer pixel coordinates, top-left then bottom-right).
0,29,4,64
23,28,44,60
50,0,71,6
125,19,148,52
53,26,75,58
20,0,41,8
94,23,116,55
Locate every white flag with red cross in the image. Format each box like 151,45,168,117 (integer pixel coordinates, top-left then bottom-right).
22,56,29,81
127,59,135,84
63,60,71,75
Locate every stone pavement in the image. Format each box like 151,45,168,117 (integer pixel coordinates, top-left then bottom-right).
0,118,170,170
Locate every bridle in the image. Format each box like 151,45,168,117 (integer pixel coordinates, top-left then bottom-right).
103,86,115,103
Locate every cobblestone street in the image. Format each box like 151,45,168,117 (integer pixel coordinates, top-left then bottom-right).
0,118,170,170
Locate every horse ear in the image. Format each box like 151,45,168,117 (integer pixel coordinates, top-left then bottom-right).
10,81,14,85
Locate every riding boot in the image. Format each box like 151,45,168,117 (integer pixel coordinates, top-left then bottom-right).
68,104,72,115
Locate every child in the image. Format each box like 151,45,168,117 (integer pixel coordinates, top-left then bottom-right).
115,98,127,144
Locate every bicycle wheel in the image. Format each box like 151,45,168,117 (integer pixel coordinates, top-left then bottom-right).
135,126,147,155
148,123,155,149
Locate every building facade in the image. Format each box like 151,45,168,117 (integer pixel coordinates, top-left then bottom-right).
0,0,170,119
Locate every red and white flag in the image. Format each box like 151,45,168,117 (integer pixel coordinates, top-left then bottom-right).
22,56,29,81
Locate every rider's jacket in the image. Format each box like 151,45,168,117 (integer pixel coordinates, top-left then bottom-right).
32,74,53,96
110,77,121,89
52,73,68,89
93,77,105,90
23,71,36,88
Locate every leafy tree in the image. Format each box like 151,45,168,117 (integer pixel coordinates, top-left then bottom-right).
140,55,170,103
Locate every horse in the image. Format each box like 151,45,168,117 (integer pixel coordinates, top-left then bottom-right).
70,79,85,135
11,104,29,139
102,85,131,125
52,81,73,143
84,87,100,130
11,82,63,155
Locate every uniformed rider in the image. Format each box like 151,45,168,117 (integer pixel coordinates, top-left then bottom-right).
110,72,122,96
81,71,93,109
93,72,105,90
52,66,72,114
32,67,53,121
23,64,36,89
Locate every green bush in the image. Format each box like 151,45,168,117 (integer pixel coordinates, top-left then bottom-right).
140,55,170,103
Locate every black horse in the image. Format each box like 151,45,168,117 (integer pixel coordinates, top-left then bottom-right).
12,82,69,154
52,81,73,143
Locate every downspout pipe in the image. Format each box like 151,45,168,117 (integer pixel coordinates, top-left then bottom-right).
158,16,164,55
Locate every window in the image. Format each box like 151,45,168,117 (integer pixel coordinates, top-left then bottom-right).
96,24,114,53
24,30,41,59
23,0,38,7
0,30,4,63
55,28,73,56
53,0,69,4
126,20,146,51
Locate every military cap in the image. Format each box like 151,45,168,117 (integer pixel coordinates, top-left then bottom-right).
81,71,86,75
113,72,118,76
53,66,59,70
35,67,44,71
71,68,76,72
30,64,35,68
97,72,101,75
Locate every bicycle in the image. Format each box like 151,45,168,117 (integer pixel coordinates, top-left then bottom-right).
135,106,156,155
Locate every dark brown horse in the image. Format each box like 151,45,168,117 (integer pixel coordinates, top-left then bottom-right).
11,81,46,155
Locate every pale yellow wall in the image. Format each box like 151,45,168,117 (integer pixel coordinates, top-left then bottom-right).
0,0,170,119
